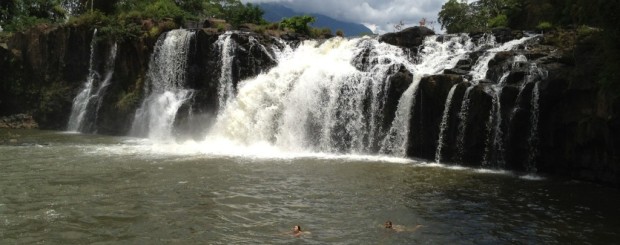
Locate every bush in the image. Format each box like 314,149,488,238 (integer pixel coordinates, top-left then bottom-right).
223,3,265,28
335,29,344,37
67,10,110,27
536,21,553,31
310,27,331,38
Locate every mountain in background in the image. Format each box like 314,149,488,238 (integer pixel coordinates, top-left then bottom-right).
257,3,374,37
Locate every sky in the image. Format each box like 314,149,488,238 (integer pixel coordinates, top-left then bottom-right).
242,0,449,34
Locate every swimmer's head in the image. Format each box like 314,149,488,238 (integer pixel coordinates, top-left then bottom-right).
293,225,301,232
384,221,393,229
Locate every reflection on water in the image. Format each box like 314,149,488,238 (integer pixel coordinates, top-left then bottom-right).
1,129,619,244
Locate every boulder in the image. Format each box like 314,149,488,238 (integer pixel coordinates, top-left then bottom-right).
379,26,435,50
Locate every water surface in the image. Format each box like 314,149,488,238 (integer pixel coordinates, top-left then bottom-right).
1,129,619,244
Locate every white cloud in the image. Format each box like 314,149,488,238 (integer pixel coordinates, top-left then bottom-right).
242,0,446,34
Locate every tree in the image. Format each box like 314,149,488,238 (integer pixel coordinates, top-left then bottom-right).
223,2,264,27
280,15,315,34
438,0,470,33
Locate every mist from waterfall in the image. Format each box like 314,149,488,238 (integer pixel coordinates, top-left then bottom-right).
205,34,479,155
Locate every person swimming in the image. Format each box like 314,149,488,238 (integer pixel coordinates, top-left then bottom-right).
384,220,393,229
292,225,303,237
384,220,422,232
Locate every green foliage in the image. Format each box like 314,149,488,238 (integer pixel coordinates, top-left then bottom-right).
222,2,265,27
310,27,331,38
143,0,185,20
116,90,140,112
66,10,109,26
438,0,471,33
536,21,553,31
1,0,68,32
280,15,315,34
488,14,508,28
438,0,519,33
335,29,344,37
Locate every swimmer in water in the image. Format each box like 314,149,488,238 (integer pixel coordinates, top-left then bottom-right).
292,225,303,237
384,220,423,232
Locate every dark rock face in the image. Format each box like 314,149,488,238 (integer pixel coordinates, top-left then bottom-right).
379,26,435,51
1,27,278,136
4,25,92,129
2,25,619,187
408,74,464,159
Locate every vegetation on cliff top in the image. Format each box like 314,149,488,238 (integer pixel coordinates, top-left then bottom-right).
438,0,619,95
0,0,333,39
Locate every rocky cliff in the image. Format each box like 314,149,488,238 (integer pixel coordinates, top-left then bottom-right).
0,24,618,187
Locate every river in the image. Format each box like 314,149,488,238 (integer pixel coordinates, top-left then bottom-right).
1,129,619,244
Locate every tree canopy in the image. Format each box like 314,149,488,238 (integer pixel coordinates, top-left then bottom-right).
438,0,620,34
0,0,267,32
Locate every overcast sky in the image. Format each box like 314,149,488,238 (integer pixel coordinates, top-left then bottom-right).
242,0,448,34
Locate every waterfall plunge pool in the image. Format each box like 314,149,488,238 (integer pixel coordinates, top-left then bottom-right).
1,129,619,244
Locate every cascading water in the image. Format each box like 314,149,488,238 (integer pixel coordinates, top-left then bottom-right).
455,86,474,162
67,30,118,133
207,34,480,155
435,84,458,163
130,29,194,140
215,33,237,111
381,34,476,156
525,63,546,171
92,43,118,133
470,36,535,81
67,29,98,132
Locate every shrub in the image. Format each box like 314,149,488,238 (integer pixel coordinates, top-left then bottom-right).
335,29,344,37
67,10,110,27
536,21,553,31
310,27,331,38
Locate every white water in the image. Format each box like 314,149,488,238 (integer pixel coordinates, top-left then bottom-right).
91,43,118,132
526,63,546,171
381,34,476,156
216,33,237,111
67,31,117,133
130,30,194,140
435,84,458,163
67,29,98,132
455,86,474,161
470,36,536,81
203,34,479,155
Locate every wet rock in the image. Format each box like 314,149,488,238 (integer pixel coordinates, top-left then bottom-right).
407,74,464,159
0,114,38,129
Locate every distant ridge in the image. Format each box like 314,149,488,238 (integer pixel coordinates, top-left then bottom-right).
258,3,374,37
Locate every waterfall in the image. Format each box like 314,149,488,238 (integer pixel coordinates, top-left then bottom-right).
67,29,98,132
216,32,237,111
380,34,476,156
435,84,458,163
68,30,117,133
470,36,536,81
207,37,416,153
205,33,484,155
92,43,119,133
525,62,546,171
455,86,474,162
130,29,195,140
481,86,499,167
